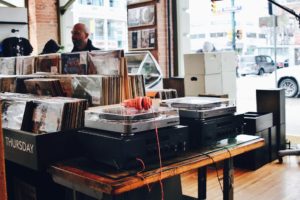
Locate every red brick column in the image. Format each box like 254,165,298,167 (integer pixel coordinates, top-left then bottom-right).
156,0,168,77
27,0,59,54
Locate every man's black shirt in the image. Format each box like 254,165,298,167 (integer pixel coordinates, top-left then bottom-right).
71,39,99,52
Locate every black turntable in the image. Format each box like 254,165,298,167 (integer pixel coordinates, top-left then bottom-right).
77,125,189,169
162,97,244,149
79,104,189,169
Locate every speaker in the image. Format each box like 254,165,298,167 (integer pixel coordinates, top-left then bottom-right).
256,89,285,125
256,89,286,151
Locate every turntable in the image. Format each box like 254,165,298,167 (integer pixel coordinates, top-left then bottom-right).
161,96,236,119
161,97,243,149
84,104,180,134
80,104,188,169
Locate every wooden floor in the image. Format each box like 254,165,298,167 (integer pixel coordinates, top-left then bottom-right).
181,156,300,200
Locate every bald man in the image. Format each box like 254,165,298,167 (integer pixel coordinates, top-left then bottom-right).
71,23,99,52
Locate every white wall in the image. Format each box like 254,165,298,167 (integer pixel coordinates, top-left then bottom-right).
0,7,28,42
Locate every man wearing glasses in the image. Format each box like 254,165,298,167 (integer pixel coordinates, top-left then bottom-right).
71,23,99,52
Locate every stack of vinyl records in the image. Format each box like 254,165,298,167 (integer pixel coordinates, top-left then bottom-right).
0,76,16,93
48,75,125,106
57,75,102,104
14,74,128,106
0,50,128,76
4,73,139,107
128,74,145,98
35,53,60,74
0,93,87,134
146,89,178,100
0,57,16,75
101,75,123,105
24,78,64,96
16,56,35,75
1,98,33,130
87,50,123,75
61,52,88,74
15,75,46,93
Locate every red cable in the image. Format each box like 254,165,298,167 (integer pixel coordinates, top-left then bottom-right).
123,97,164,199
136,157,152,192
152,108,164,200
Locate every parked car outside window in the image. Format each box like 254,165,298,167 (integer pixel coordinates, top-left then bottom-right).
275,57,289,68
237,55,276,76
276,66,300,97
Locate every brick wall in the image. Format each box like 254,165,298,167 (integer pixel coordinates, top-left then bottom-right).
156,0,173,77
27,0,59,54
156,0,168,78
155,0,176,78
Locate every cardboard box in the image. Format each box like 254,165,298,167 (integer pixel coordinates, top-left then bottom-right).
184,74,222,96
221,71,237,99
184,52,222,75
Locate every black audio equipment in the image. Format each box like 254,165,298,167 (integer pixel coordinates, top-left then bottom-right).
256,89,286,151
234,112,277,170
76,125,189,169
243,112,273,134
256,89,285,125
180,114,244,149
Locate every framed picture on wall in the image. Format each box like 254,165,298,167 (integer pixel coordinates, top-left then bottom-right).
128,7,141,27
128,28,156,50
141,28,155,48
128,30,141,49
127,0,153,6
128,5,155,28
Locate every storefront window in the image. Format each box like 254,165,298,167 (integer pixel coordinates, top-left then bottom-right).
78,18,90,27
109,0,125,8
95,19,104,40
176,0,300,137
60,0,127,51
108,20,125,48
79,0,104,6
78,18,105,42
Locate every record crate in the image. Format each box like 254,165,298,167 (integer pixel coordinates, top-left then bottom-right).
3,128,79,171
